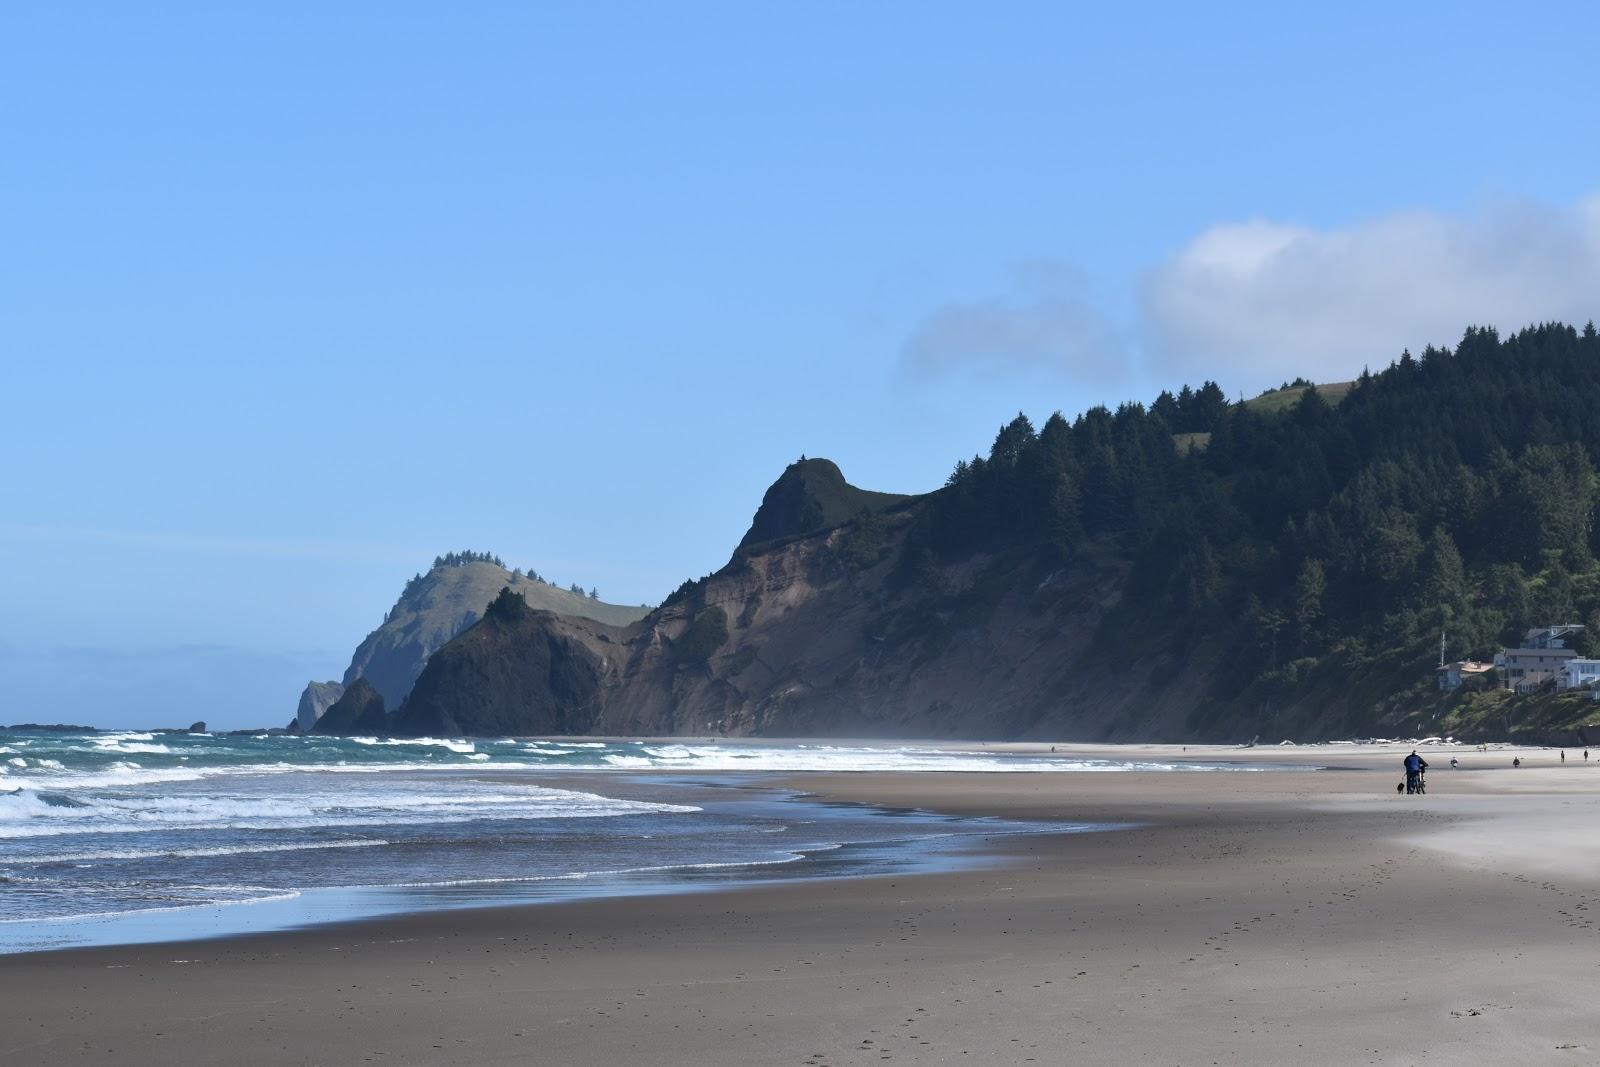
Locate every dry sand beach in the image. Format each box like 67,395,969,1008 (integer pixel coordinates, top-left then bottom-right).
4,743,1599,1065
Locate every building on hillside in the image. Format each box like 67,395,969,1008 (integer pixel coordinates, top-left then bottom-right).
1557,659,1600,691
1522,625,1584,649
1495,625,1584,693
1437,660,1494,691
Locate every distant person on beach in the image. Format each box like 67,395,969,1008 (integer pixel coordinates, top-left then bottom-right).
1561,750,1566,763
1403,750,1428,793
1513,757,1522,768
1450,757,1458,769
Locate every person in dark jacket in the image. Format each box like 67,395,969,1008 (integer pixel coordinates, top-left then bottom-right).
1403,750,1428,793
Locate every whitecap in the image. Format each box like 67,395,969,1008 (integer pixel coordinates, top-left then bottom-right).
10,839,391,864
350,737,476,754
85,738,173,755
0,781,698,839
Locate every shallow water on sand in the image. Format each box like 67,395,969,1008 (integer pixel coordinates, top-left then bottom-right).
0,730,1281,953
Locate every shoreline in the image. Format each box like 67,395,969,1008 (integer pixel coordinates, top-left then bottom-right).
6,748,1600,1063
0,775,1102,957
0,741,1449,957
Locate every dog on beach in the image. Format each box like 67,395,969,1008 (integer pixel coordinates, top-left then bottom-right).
1396,781,1405,794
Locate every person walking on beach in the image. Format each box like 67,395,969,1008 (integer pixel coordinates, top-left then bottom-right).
1561,750,1566,763
1403,749,1428,793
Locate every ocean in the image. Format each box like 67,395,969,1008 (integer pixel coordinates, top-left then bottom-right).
0,729,1273,954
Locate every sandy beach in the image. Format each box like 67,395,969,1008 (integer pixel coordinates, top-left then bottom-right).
4,743,1599,1065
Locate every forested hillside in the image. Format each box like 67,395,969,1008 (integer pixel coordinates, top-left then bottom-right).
912,321,1600,738
382,321,1600,743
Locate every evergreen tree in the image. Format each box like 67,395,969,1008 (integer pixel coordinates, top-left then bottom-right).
873,320,1600,713
1421,528,1467,616
1292,558,1326,642
1192,381,1229,431
1044,478,1083,556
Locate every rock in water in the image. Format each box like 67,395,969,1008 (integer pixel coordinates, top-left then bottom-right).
318,556,649,719
310,678,387,735
295,681,346,732
391,588,606,737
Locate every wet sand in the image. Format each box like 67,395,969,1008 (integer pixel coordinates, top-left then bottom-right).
4,744,1599,1065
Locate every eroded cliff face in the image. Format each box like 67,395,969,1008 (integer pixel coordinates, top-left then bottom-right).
392,588,623,737
598,517,917,736
391,502,1186,740
596,513,1146,738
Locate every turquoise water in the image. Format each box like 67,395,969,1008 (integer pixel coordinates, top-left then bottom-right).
0,729,1269,953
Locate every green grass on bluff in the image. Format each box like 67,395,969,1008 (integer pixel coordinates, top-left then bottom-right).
1175,381,1355,451
1244,380,1355,414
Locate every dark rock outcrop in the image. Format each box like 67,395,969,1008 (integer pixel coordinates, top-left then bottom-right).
311,678,388,735
295,681,345,732
392,589,611,737
3,723,100,733
738,458,909,550
295,558,650,723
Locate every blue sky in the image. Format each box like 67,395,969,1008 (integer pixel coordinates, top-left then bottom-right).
5,2,1600,727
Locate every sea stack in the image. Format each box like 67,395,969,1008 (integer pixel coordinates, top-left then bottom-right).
310,678,388,735
295,681,346,732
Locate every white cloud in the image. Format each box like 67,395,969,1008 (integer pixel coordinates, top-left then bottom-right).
901,261,1129,383
1142,196,1600,388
